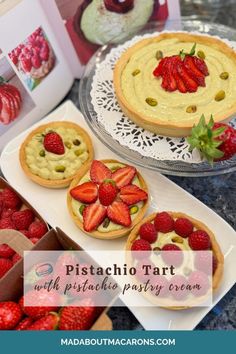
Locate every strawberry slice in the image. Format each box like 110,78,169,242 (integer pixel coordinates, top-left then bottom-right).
107,201,131,227
166,57,177,91
153,58,165,77
184,56,206,86
90,160,112,184
192,56,209,76
0,91,12,124
112,166,136,188
120,185,148,205
172,57,187,93
160,58,170,90
70,182,98,204
2,90,15,119
177,60,198,93
83,203,107,232
3,85,21,109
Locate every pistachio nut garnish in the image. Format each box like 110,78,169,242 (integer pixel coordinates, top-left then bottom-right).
79,204,86,215
219,72,229,80
132,69,141,76
145,97,158,106
153,246,161,255
73,139,81,146
110,165,121,172
129,205,139,215
102,218,110,228
172,236,183,244
186,105,197,113
215,90,225,101
39,149,45,157
74,149,82,156
197,50,205,59
156,50,163,60
55,165,66,173
65,141,72,149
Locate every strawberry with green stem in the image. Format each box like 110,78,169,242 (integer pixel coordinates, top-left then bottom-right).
187,114,236,164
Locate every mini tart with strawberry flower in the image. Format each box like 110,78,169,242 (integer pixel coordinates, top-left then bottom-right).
126,211,224,295
114,32,236,137
19,121,93,188
67,159,148,239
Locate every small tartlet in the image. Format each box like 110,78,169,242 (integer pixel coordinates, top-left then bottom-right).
126,211,224,310
67,159,149,240
19,121,94,188
114,32,236,137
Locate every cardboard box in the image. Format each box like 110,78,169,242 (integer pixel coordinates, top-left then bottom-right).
0,228,113,330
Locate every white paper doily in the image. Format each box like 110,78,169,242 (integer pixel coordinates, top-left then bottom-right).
90,31,236,164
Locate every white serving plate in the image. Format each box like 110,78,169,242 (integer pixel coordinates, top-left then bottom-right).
1,100,235,330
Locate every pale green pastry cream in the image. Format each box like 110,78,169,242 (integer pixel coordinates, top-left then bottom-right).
25,127,89,180
71,162,145,232
80,0,154,45
121,38,236,122
153,230,191,251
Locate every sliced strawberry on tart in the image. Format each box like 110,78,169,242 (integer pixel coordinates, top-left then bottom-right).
67,159,148,239
126,211,224,303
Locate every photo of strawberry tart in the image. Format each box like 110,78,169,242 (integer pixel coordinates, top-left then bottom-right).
9,27,55,90
67,159,148,239
126,211,224,308
114,32,236,136
0,81,22,126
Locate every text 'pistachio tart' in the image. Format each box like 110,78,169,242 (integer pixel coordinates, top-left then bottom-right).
67,159,149,239
19,121,94,188
126,211,224,309
114,32,236,137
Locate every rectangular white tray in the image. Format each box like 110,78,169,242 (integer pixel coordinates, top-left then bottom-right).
1,100,235,330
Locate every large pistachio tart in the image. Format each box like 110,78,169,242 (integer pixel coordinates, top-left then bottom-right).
114,32,236,137
19,121,94,188
67,159,149,240
126,211,224,310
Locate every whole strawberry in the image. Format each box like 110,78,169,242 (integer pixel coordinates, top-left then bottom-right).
98,179,117,206
12,209,34,230
26,313,59,330
0,218,15,230
188,115,236,164
0,244,15,258
59,299,96,330
1,188,21,209
0,301,22,329
15,317,33,330
213,122,236,161
0,258,13,278
43,131,65,155
19,290,59,319
1,207,17,219
28,220,47,239
12,253,22,265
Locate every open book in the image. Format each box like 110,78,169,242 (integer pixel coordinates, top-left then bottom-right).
0,0,180,150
